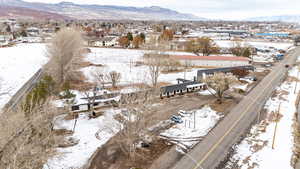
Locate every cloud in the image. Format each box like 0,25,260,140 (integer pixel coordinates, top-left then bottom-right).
23,0,300,20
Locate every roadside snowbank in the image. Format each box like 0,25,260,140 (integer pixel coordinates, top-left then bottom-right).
226,66,300,169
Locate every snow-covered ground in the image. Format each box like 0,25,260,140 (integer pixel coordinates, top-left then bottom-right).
0,41,292,109
82,48,198,86
225,66,300,169
160,106,223,149
216,40,293,63
44,109,121,169
0,43,48,109
215,40,293,50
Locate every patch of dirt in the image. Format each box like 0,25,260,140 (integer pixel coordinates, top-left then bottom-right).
273,90,289,101
161,69,185,74
53,129,73,136
210,99,236,114
250,140,268,153
79,61,94,67
87,91,240,169
64,113,79,120
123,139,173,169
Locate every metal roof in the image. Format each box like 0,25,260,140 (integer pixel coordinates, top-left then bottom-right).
160,81,200,94
197,65,254,77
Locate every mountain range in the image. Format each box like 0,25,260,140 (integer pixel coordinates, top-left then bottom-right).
0,0,205,20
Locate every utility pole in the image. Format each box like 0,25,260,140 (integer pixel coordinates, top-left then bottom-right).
73,114,78,132
194,111,196,129
295,71,299,94
184,60,188,80
272,102,281,149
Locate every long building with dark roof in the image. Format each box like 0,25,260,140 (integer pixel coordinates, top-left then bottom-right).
197,65,255,80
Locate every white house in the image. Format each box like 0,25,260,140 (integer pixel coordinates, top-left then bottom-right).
26,27,40,36
93,37,118,47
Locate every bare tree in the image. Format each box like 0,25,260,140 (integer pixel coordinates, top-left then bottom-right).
92,69,107,89
79,83,97,114
144,52,165,88
0,99,60,169
106,71,121,89
230,40,253,58
106,90,156,163
203,72,237,103
117,108,150,161
186,37,220,56
46,27,84,85
162,57,182,73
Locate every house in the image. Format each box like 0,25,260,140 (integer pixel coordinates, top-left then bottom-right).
26,27,40,36
21,36,42,43
0,34,13,46
93,37,118,47
171,55,251,68
295,36,300,46
169,40,187,51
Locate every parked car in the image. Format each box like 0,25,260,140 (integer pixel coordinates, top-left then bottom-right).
244,76,257,81
178,110,191,117
171,115,183,123
264,63,273,67
141,142,151,148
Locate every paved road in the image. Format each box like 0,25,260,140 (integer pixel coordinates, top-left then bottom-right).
3,68,43,112
171,47,300,169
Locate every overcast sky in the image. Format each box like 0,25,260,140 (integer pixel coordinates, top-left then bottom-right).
24,0,300,20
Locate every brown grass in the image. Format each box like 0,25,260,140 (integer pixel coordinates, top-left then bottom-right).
210,99,235,114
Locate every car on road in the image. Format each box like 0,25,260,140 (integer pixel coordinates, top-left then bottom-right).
171,115,183,123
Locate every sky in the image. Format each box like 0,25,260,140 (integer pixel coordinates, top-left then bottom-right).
24,0,300,20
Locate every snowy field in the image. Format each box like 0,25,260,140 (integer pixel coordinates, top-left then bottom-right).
44,109,121,169
0,43,48,109
225,66,300,169
215,40,293,50
0,41,290,109
82,48,199,86
160,106,223,149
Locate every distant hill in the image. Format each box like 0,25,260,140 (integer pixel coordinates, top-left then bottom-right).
0,0,205,20
0,6,70,20
246,15,300,23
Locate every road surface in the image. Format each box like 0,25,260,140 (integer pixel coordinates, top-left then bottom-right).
3,69,43,112
171,47,300,169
